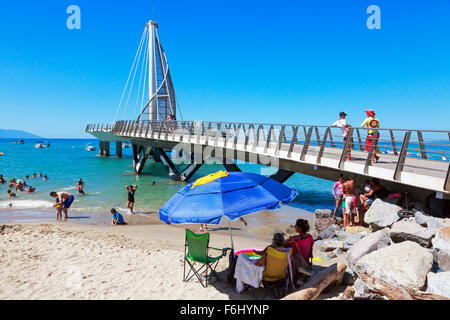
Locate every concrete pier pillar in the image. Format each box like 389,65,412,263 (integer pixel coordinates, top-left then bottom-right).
104,141,110,157
116,141,123,158
99,141,110,157
99,141,104,157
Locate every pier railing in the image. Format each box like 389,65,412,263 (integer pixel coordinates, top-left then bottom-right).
85,123,115,132
86,120,450,191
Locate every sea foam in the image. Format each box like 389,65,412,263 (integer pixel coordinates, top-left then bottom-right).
0,199,54,209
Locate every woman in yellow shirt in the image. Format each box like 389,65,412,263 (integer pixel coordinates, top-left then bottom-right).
361,109,380,163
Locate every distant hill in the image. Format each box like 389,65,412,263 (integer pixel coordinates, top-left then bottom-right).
0,129,41,139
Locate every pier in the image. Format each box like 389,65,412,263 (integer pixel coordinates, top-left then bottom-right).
86,121,450,198
85,20,450,213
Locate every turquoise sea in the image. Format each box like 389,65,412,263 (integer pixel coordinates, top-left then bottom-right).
0,139,335,225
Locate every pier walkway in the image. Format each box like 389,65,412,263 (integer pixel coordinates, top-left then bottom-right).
86,120,450,197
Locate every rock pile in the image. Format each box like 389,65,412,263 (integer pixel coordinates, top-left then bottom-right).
311,201,450,300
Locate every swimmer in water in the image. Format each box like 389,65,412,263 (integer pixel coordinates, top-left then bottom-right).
7,190,16,198
76,178,85,195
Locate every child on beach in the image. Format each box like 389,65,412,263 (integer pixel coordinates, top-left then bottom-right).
0,175,5,184
111,208,127,226
54,197,63,220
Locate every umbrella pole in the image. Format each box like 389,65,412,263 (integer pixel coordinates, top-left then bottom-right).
227,217,234,251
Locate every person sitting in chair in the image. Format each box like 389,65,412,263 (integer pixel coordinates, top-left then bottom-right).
255,233,288,267
285,219,314,282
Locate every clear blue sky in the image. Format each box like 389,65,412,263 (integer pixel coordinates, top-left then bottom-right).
0,0,449,138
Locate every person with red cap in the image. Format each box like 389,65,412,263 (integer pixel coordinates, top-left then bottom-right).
361,109,380,163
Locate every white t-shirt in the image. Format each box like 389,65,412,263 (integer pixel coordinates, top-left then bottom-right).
332,119,348,137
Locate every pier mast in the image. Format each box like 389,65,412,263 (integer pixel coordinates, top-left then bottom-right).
140,20,176,122
147,20,158,121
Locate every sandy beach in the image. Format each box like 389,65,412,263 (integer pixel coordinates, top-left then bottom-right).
0,220,344,300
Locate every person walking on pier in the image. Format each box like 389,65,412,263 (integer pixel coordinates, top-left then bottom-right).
361,109,380,163
332,112,352,160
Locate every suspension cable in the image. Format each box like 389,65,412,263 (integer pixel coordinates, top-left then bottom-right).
122,27,147,120
113,27,147,122
134,34,148,119
140,40,149,119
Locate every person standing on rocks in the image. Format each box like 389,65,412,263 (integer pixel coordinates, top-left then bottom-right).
342,177,357,227
332,174,345,220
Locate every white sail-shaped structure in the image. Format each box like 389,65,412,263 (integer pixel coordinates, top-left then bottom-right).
114,20,177,122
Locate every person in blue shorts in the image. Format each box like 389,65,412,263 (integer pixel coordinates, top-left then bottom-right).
50,191,74,220
111,208,127,226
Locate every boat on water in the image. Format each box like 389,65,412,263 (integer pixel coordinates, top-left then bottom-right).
85,144,96,151
35,141,50,149
11,140,25,145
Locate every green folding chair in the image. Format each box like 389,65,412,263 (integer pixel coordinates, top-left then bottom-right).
183,229,232,288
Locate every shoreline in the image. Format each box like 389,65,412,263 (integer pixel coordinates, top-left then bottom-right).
0,205,317,242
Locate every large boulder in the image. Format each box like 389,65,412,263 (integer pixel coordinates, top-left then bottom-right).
345,233,364,246
320,224,341,239
335,230,353,240
436,250,450,272
314,217,335,233
354,241,433,290
345,226,370,235
432,227,450,252
432,227,450,271
416,212,450,235
353,278,372,299
320,239,345,252
315,209,333,219
390,220,434,248
364,199,401,231
309,229,321,241
346,228,391,270
426,272,450,298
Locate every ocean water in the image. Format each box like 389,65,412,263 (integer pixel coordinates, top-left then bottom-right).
0,139,335,225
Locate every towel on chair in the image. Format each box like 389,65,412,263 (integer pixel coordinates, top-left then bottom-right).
234,253,265,293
